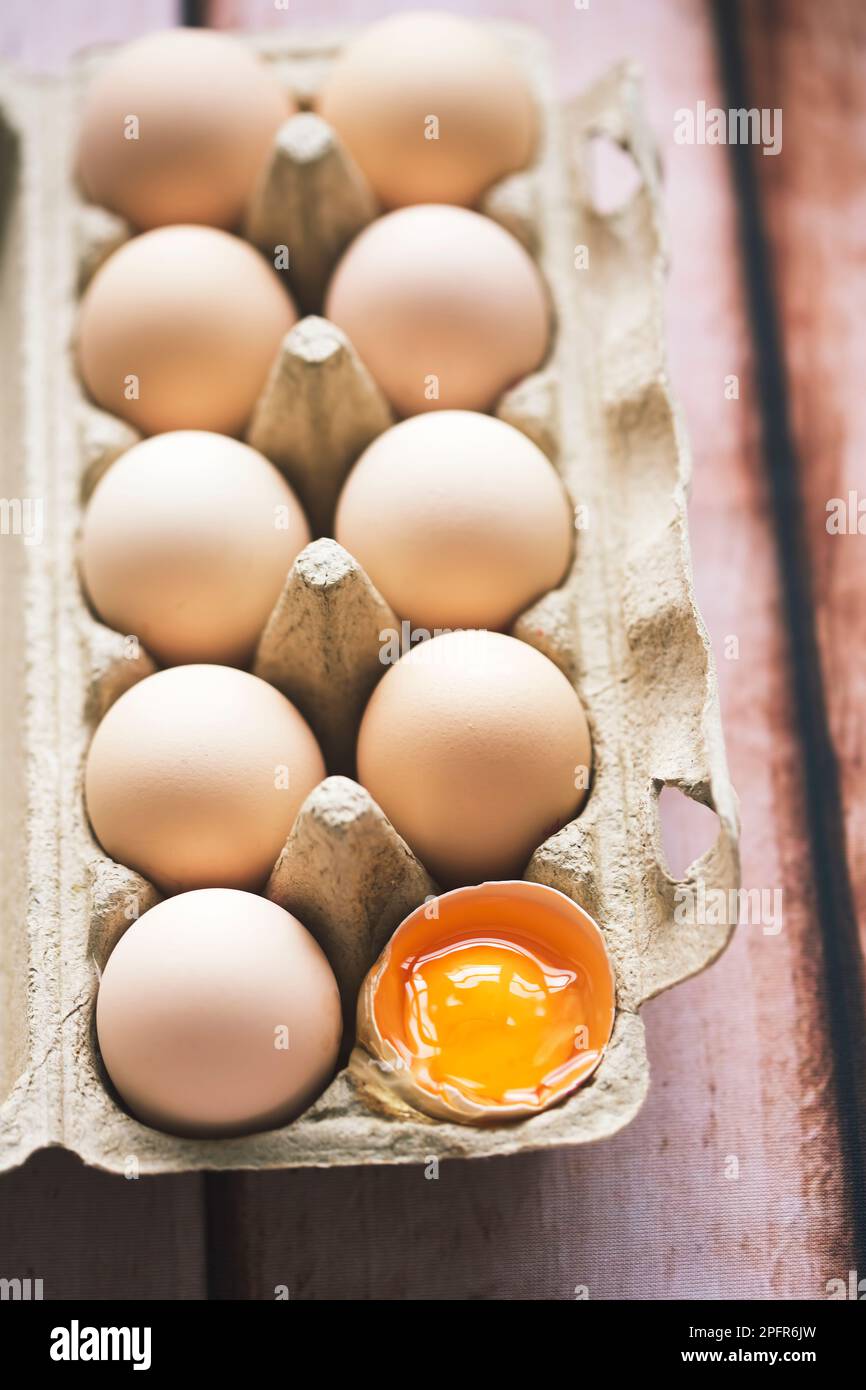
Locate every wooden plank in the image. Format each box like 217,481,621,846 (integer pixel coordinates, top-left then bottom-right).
203,0,856,1298
0,1150,207,1300
0,0,857,1303
736,0,866,1175
0,0,208,1303
0,0,178,72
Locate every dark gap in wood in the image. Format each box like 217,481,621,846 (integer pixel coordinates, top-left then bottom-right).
713,0,866,1265
203,1173,247,1299
182,0,207,27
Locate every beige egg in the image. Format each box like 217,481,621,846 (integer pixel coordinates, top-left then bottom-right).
335,411,573,631
325,205,549,416
77,226,296,436
85,666,325,894
357,630,591,887
97,890,342,1137
77,29,291,231
318,11,536,209
81,432,309,667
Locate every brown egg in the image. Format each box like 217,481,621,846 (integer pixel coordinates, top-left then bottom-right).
85,665,325,894
77,227,296,436
325,205,550,416
335,411,573,631
77,29,291,231
97,890,342,1137
81,432,309,667
318,11,536,209
357,630,591,886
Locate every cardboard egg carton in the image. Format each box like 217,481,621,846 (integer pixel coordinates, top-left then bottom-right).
0,26,740,1175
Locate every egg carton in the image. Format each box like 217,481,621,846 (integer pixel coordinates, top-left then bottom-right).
0,25,740,1175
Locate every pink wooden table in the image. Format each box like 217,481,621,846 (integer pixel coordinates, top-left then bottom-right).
0,0,863,1299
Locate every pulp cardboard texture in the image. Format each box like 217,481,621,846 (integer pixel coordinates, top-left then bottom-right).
0,26,740,1174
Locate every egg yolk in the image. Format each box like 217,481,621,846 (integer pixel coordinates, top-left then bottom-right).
399,932,595,1107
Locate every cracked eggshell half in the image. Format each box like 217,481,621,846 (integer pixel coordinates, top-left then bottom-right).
356,880,615,1125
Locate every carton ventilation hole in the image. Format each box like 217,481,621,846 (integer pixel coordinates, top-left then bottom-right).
658,785,721,881
586,133,643,217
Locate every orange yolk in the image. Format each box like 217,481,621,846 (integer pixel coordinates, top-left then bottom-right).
399,932,594,1107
